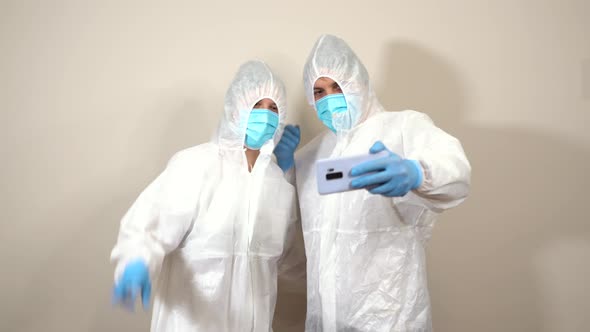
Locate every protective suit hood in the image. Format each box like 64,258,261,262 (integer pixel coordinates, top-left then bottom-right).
303,34,384,134
216,60,287,154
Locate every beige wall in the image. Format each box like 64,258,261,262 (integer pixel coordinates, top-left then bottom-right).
1,1,589,331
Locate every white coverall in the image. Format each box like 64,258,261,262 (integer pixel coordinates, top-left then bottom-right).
111,60,298,331
295,34,472,332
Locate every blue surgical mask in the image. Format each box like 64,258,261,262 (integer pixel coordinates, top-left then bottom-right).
315,93,348,133
244,109,279,149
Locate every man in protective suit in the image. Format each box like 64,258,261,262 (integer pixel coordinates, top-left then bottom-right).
277,34,472,332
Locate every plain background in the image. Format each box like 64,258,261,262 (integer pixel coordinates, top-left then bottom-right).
1,0,589,331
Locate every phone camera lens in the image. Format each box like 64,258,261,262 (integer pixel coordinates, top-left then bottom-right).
326,172,343,180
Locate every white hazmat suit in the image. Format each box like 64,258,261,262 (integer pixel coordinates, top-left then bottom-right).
111,60,298,331
295,35,471,331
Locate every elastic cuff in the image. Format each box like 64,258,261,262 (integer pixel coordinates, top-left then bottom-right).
284,167,296,185
408,159,424,190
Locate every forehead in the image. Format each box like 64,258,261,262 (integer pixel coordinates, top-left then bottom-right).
314,77,337,88
255,98,276,104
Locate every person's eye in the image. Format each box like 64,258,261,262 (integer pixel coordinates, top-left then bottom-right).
333,84,342,92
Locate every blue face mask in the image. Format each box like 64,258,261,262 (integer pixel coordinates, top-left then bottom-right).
315,93,348,133
244,109,279,149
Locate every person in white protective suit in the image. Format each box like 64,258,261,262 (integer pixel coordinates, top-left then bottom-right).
110,60,303,331
275,34,472,331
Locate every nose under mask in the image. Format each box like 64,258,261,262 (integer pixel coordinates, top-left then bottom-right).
244,109,278,149
315,93,348,133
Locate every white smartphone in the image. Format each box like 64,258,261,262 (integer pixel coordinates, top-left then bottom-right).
315,150,388,195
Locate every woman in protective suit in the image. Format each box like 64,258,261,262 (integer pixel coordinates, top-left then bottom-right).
110,60,301,331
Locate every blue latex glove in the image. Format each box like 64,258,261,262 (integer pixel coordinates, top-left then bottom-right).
112,259,151,311
273,124,301,172
350,141,423,197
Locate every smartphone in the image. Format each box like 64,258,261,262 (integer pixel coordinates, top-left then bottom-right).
315,150,388,195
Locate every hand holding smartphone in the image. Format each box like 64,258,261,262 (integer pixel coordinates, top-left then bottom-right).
315,150,388,195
